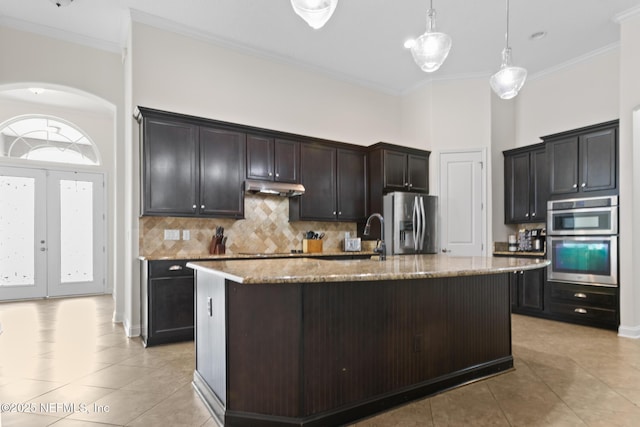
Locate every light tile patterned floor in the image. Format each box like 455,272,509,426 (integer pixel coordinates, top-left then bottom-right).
0,295,639,426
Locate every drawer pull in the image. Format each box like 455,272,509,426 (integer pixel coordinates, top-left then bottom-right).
574,308,588,314
168,265,183,271
574,292,587,299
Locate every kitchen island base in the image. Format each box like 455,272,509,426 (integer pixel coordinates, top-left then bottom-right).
192,270,514,427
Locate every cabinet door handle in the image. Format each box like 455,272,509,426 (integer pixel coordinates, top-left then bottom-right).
192,204,197,210
581,182,586,188
520,271,524,275
525,213,529,217
333,211,336,215
574,292,587,299
531,212,536,217
275,173,279,178
572,183,578,188
268,172,273,176
201,204,205,209
169,265,183,271
404,182,409,187
574,308,588,314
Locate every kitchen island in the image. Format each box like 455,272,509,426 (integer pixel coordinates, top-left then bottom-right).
188,255,548,427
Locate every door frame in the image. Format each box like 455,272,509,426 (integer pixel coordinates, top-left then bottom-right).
437,148,488,256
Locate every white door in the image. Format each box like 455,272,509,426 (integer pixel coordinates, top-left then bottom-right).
0,167,106,300
439,150,486,256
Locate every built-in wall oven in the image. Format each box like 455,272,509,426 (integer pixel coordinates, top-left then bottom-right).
547,196,618,287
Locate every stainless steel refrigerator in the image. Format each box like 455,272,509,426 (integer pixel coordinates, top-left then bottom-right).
383,192,438,254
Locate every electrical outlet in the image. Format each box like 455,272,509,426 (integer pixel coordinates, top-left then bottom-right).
182,230,190,240
163,229,180,240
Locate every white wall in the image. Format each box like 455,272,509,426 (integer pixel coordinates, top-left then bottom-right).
516,49,620,145
131,22,402,148
618,12,640,338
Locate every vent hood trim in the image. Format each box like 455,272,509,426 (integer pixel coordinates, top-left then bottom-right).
245,179,305,197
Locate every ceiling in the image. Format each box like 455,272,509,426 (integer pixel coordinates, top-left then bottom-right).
1,0,640,96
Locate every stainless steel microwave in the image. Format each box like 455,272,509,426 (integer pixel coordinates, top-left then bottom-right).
547,196,618,236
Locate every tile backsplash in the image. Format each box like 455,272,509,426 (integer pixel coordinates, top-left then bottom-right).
139,194,363,258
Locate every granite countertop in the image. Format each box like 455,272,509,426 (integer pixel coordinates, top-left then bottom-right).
187,254,550,284
138,250,376,261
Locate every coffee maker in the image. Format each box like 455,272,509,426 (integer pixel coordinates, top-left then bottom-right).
529,228,546,252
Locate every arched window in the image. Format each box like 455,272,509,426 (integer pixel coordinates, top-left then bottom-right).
0,115,100,166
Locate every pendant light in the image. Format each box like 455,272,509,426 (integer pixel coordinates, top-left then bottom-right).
409,0,452,73
50,0,74,7
490,0,527,100
290,0,338,30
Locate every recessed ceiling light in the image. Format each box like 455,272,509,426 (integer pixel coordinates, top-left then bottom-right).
530,31,547,41
403,39,416,49
28,88,46,95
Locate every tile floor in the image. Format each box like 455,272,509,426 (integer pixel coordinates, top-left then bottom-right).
0,295,639,426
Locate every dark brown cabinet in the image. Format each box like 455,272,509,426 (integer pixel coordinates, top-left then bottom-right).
509,268,545,314
546,281,618,329
141,260,195,347
290,143,366,222
246,135,299,183
367,143,430,238
503,143,548,224
545,120,618,196
138,107,245,218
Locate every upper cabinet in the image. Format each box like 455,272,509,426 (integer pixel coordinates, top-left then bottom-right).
289,143,367,222
503,144,548,224
544,120,618,197
246,135,299,183
367,143,430,237
138,107,245,218
374,147,429,193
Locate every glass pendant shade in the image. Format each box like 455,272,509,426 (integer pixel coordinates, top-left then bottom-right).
410,7,452,73
490,48,527,99
290,0,338,29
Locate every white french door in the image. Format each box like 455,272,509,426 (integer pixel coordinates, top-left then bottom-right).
0,166,106,300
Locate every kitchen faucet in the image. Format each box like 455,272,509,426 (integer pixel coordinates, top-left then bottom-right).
363,213,386,261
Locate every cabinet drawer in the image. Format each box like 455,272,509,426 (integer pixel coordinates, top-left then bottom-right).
549,283,617,308
548,302,617,324
149,260,194,278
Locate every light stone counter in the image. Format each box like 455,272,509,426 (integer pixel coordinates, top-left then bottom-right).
187,254,549,284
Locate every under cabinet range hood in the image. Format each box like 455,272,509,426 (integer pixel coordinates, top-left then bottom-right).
245,179,305,197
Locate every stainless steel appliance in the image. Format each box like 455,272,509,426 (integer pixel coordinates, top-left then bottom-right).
547,196,618,286
383,192,437,254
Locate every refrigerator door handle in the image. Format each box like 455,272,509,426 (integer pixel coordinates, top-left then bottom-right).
419,196,426,251
412,196,419,251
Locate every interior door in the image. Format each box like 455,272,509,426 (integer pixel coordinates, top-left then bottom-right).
0,167,106,300
439,150,485,256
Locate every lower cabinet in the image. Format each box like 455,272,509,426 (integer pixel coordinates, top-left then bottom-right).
546,281,618,329
141,259,195,347
510,268,545,314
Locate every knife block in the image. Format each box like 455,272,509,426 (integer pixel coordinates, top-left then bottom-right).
303,239,322,253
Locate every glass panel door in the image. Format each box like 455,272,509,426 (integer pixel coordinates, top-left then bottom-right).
0,167,47,300
47,171,105,297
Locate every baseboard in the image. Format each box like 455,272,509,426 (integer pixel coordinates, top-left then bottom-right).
618,324,640,339
123,318,141,338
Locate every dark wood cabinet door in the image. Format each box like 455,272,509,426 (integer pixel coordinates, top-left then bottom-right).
143,118,198,215
274,139,299,183
383,150,407,191
337,149,366,221
199,126,246,218
580,127,616,192
246,134,274,181
298,144,337,220
519,269,545,311
407,153,429,192
149,276,194,342
549,137,579,195
504,151,531,223
530,148,548,222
